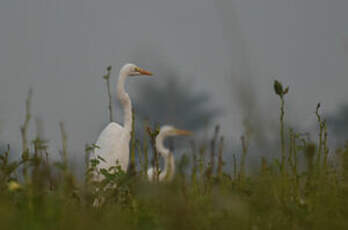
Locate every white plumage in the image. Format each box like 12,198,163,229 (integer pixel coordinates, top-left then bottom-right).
94,123,130,173
91,63,153,180
147,125,192,182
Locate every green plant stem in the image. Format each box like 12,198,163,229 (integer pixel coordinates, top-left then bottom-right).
315,104,323,168
280,96,286,173
323,122,329,172
190,141,197,184
217,137,224,179
59,122,68,169
103,66,113,122
240,135,247,179
143,128,149,176
20,89,32,181
233,154,237,180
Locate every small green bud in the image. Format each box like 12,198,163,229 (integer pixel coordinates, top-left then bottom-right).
274,80,283,96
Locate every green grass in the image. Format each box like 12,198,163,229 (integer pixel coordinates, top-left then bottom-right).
0,80,348,230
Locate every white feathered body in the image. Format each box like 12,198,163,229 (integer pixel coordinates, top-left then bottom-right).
93,122,130,175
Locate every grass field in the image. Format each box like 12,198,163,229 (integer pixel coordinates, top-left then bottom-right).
0,80,348,230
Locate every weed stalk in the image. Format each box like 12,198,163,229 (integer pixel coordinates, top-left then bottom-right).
103,65,113,122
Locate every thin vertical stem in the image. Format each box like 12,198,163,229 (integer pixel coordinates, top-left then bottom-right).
146,126,160,182
274,80,289,175
288,129,294,172
59,122,68,169
233,154,237,180
190,141,197,183
21,89,32,180
240,136,248,179
323,122,329,172
143,127,149,176
217,137,224,179
136,140,142,171
103,66,113,122
315,103,323,169
199,144,206,181
208,125,219,178
280,96,286,172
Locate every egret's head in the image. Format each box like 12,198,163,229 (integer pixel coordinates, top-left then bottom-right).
159,125,192,137
121,63,153,77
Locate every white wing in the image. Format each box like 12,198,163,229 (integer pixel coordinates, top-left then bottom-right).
92,122,130,175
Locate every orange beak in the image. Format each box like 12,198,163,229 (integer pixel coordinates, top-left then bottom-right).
174,129,193,136
135,67,153,76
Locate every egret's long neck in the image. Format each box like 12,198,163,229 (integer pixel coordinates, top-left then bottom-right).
156,134,175,181
117,71,132,133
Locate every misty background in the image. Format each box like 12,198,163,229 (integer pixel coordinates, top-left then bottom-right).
1,0,348,164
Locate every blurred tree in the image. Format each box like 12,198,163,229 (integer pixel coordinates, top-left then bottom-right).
132,71,220,133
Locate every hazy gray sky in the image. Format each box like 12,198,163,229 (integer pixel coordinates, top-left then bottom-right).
1,0,347,158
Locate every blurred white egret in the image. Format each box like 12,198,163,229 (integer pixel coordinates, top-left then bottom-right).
92,63,153,179
147,125,192,182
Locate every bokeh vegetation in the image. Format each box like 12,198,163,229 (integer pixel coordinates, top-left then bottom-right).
0,79,348,230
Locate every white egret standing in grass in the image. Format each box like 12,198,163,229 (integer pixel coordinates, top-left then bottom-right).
92,63,153,180
147,125,192,182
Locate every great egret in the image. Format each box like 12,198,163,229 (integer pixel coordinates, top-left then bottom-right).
147,125,192,182
92,63,153,180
